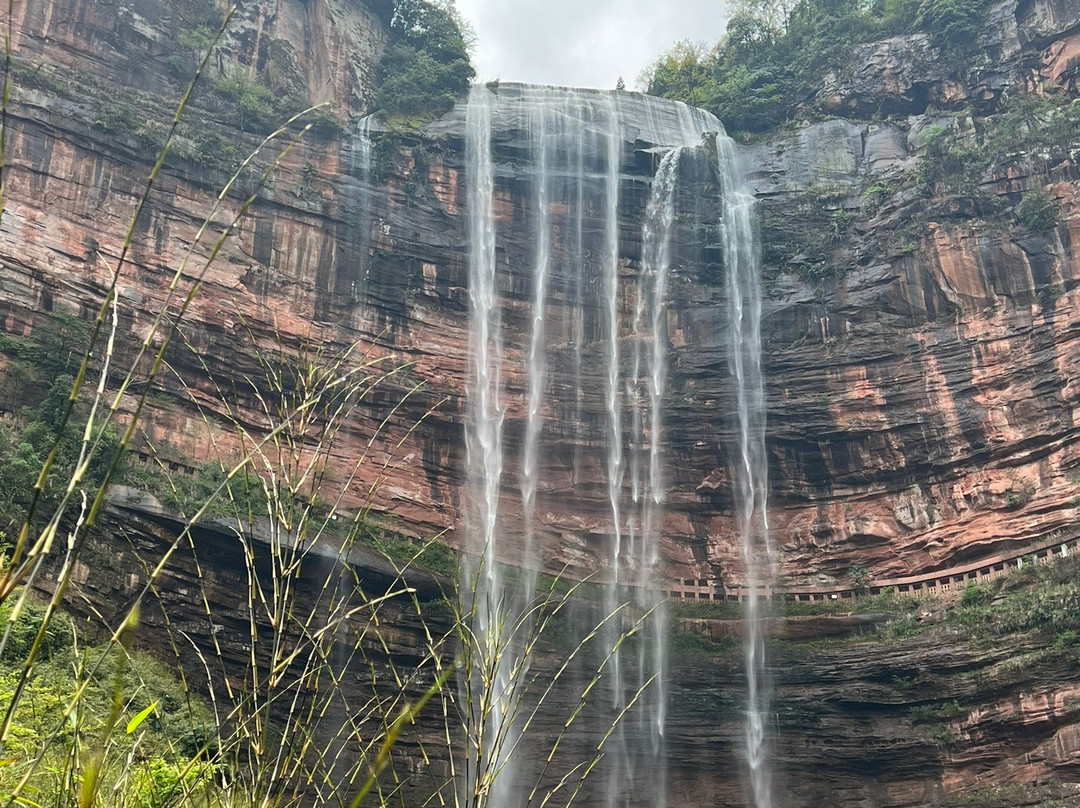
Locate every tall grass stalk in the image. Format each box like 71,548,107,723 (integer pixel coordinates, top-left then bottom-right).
0,10,666,807
0,9,435,806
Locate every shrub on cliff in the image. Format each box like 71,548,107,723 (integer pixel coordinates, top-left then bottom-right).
642,0,998,137
1016,188,1058,233
378,43,474,117
376,0,475,121
210,69,278,134
0,373,123,532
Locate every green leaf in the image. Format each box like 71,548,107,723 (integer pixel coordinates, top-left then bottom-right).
126,700,158,734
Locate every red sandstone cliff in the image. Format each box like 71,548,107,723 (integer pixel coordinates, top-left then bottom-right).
4,0,1080,596
7,1,1080,805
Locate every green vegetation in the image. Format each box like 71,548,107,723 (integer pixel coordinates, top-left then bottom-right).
0,594,74,663
374,532,458,577
876,612,924,640
668,589,928,663
0,311,90,383
669,628,738,660
908,699,965,723
949,558,1080,646
846,563,869,594
375,0,475,122
757,184,861,285
167,0,225,81
643,0,998,137
121,460,266,521
11,0,334,167
0,373,122,533
909,96,1080,204
0,593,218,805
942,784,1069,807
914,122,983,195
1017,188,1059,233
209,69,278,134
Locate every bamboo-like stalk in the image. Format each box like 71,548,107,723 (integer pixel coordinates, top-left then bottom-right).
0,10,669,808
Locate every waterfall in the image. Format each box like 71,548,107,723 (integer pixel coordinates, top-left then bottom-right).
461,82,767,808
632,145,683,807
462,87,514,808
715,135,773,805
344,115,375,301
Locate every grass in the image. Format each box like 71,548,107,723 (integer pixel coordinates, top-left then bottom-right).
0,11,656,808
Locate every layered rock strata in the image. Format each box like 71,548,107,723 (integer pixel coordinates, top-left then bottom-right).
39,497,1080,808
8,0,1080,595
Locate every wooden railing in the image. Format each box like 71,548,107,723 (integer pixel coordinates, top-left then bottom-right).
667,531,1080,603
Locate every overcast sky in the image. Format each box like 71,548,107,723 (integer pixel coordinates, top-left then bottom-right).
453,0,732,91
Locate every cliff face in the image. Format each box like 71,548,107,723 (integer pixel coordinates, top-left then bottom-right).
7,0,1080,804
47,499,1080,808
669,622,1080,808
8,0,1080,596
738,7,1080,590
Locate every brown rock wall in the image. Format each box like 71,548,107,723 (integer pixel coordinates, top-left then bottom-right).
41,499,1080,808
5,0,1080,703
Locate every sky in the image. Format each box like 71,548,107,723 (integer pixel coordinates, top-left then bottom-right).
452,0,732,91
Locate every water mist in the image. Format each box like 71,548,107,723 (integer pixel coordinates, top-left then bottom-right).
460,82,769,808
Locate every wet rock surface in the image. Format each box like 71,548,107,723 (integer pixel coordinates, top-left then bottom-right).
7,0,1080,803
668,625,1080,807
7,0,1080,596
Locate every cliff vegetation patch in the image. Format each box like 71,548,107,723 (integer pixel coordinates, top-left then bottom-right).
642,0,998,137
374,0,475,124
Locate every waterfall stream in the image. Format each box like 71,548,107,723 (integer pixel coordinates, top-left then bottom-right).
461,83,769,808
717,136,773,807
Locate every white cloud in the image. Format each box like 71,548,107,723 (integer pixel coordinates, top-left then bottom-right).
454,0,731,90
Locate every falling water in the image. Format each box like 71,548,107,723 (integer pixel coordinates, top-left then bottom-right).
344,115,375,300
715,135,773,806
462,87,513,808
601,93,626,725
462,82,767,808
521,96,552,575
629,145,684,808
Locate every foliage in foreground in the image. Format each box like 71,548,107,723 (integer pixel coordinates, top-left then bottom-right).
0,597,220,807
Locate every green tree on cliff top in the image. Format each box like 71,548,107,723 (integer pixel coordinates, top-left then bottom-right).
377,0,475,120
642,0,997,137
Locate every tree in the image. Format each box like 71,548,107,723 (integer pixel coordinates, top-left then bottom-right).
642,0,993,136
377,0,475,119
730,0,792,33
640,41,719,109
391,0,472,64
